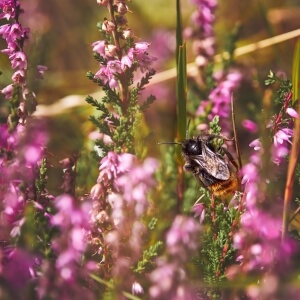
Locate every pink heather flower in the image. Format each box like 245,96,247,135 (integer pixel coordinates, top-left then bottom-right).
186,0,217,66
1,83,14,99
121,52,133,69
197,70,241,133
132,281,144,296
0,23,29,46
94,66,117,88
192,203,205,224
51,194,92,282
105,44,117,57
273,128,293,147
36,65,48,79
97,0,109,5
134,42,150,51
193,37,215,57
249,138,262,151
113,157,158,217
107,59,122,73
241,163,259,186
123,28,133,39
12,69,25,84
95,60,121,88
116,2,130,15
9,51,27,69
166,216,201,262
51,194,91,229
0,0,18,20
2,248,37,295
23,145,41,164
98,152,137,186
102,18,115,33
242,119,258,133
92,40,106,56
272,143,289,165
92,41,117,58
132,42,157,71
286,107,298,118
149,259,196,300
98,151,120,184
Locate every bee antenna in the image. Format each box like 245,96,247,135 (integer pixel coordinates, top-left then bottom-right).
157,142,182,146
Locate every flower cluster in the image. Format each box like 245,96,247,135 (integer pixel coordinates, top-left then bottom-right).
0,0,29,101
229,136,295,298
196,70,242,134
149,216,201,299
89,152,158,294
36,194,97,299
270,93,297,165
265,71,298,165
92,1,156,89
0,0,47,127
0,121,48,238
184,0,217,67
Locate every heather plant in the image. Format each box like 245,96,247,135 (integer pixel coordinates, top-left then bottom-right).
0,1,300,300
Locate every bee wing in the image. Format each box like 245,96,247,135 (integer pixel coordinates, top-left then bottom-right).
191,145,230,180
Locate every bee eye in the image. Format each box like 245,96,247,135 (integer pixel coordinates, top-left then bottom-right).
189,141,200,154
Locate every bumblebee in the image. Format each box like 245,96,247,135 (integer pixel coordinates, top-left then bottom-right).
160,132,239,198
181,133,239,198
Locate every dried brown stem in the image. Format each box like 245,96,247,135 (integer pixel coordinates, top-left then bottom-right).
282,104,300,240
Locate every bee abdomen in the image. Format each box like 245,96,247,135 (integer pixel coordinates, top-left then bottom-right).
209,174,239,198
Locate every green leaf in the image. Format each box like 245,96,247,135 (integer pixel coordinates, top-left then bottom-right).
292,39,300,104
140,94,156,111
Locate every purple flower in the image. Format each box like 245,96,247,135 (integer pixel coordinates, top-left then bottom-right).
272,128,292,165
0,83,14,99
97,0,109,5
0,0,18,20
166,216,201,262
9,51,27,69
242,119,258,133
0,23,29,47
149,259,196,300
12,69,25,84
2,247,38,296
107,59,122,73
92,40,106,55
192,203,205,223
249,138,262,151
36,65,48,79
121,51,134,69
102,18,115,33
98,151,120,184
132,42,157,71
273,128,293,147
132,281,144,296
94,60,122,88
286,107,298,119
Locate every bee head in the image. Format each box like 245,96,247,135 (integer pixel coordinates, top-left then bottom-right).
158,137,202,156
182,138,202,155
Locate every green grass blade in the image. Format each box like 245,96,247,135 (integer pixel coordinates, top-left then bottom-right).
90,273,142,300
292,39,300,103
177,43,187,141
176,0,183,66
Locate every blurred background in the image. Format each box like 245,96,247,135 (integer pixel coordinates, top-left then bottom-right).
0,0,299,195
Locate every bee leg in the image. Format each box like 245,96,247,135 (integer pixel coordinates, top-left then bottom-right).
183,162,194,173
222,147,239,171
